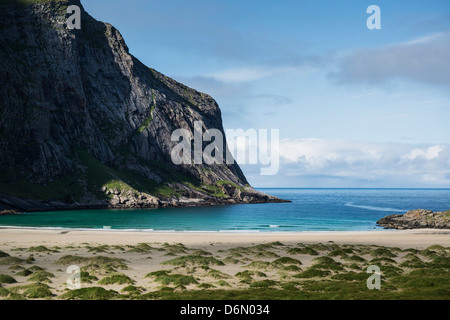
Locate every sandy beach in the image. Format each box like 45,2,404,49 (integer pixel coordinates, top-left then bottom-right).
1,228,449,300
1,228,449,248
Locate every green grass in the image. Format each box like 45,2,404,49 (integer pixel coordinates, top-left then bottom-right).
206,269,232,280
254,251,280,259
331,271,369,281
60,287,118,300
310,256,344,271
342,255,367,263
426,245,446,251
137,105,156,133
121,285,143,294
56,255,91,265
216,180,244,190
0,250,10,258
98,274,134,285
0,274,17,284
22,283,53,299
271,257,302,266
235,270,267,281
371,248,397,258
145,270,171,278
281,265,302,272
152,274,199,286
215,280,231,287
249,280,278,288
429,256,450,268
161,243,187,254
28,271,55,283
194,179,247,199
222,257,241,264
192,250,212,256
2,242,449,300
286,247,319,256
0,287,10,297
328,248,353,257
127,243,155,253
8,265,25,271
131,285,414,300
56,255,127,270
381,265,403,278
80,272,98,283
294,269,332,279
16,269,33,277
245,261,270,270
86,245,110,253
197,183,228,198
306,243,333,252
27,246,58,253
27,266,45,272
75,149,177,199
7,282,53,299
197,283,215,289
161,255,224,267
370,257,397,265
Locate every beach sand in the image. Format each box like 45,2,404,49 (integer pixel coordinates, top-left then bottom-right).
1,228,449,248
0,228,449,299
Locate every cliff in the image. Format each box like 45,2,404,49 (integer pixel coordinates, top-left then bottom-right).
377,209,450,230
0,0,285,213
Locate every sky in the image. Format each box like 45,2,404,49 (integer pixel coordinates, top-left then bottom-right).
82,0,450,188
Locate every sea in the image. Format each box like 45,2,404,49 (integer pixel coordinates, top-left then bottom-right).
0,188,449,232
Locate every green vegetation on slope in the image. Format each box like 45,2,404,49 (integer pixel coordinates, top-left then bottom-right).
0,147,242,203
75,149,177,199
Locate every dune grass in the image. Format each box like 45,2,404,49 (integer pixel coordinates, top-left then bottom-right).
0,250,10,258
1,242,449,300
60,287,118,300
0,274,17,284
98,273,134,285
153,274,198,286
162,255,224,267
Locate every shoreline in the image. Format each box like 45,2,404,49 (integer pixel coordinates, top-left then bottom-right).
0,193,291,215
1,228,449,249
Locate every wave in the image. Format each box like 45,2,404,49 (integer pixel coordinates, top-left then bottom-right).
0,225,155,232
0,225,263,233
345,202,406,213
219,230,261,233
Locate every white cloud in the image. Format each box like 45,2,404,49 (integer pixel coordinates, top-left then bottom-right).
232,137,449,186
209,66,293,83
279,138,383,166
331,32,450,86
402,145,443,161
269,139,450,187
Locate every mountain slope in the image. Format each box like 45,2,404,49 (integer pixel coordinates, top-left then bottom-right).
0,0,285,212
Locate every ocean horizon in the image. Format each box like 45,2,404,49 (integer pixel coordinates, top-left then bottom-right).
0,188,449,232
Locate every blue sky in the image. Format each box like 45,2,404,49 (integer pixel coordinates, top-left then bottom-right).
83,0,450,188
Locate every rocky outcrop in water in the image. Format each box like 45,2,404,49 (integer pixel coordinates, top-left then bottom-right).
0,0,286,213
377,209,450,230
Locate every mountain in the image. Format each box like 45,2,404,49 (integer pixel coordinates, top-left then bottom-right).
0,0,285,213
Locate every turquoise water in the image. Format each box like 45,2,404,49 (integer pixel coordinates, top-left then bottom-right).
0,188,449,232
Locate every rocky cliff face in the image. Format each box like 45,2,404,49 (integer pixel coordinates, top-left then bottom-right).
377,209,450,230
0,0,284,212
